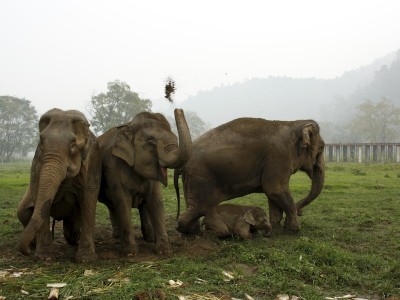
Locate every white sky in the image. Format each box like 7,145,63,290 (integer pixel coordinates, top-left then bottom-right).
1,0,399,115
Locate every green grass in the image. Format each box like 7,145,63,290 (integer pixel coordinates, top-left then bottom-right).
1,162,400,299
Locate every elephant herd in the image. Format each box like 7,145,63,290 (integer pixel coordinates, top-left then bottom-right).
16,108,325,262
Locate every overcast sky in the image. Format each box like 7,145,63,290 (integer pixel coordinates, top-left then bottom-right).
1,0,399,115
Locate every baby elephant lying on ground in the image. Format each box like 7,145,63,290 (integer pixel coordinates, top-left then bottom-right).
203,204,272,239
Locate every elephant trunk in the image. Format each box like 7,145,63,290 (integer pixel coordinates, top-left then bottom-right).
296,153,325,215
158,109,192,169
19,160,67,255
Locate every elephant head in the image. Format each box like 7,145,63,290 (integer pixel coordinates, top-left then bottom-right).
111,109,192,185
19,108,92,255
244,207,272,237
296,121,325,215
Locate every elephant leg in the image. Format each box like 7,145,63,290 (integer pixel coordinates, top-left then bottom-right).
264,180,299,232
35,218,54,261
75,189,98,263
138,201,155,243
145,181,171,255
106,207,120,238
204,215,230,238
177,206,203,234
269,192,299,231
63,216,80,246
234,222,252,239
112,188,138,257
268,199,283,228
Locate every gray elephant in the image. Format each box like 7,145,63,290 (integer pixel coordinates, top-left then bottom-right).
175,117,325,234
98,109,192,256
203,204,272,239
17,109,101,262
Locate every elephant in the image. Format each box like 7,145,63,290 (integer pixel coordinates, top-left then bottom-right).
203,204,272,239
174,117,325,234
97,109,192,256
17,108,101,262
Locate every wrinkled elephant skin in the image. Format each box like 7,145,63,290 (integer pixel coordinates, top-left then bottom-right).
175,117,325,234
97,109,192,256
17,108,101,262
203,204,271,239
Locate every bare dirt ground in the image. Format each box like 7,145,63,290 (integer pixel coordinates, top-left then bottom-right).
1,216,221,264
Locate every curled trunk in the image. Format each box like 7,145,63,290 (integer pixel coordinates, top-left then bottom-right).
158,109,192,169
296,154,325,215
19,163,67,255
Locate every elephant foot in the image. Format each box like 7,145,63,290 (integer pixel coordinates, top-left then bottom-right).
35,250,54,262
155,242,172,256
176,219,202,235
75,252,97,263
141,224,155,243
120,244,139,257
283,221,300,232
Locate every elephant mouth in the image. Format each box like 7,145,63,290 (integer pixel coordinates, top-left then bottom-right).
159,166,168,187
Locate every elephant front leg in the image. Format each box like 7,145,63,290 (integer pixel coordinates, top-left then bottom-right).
146,182,171,255
267,193,300,232
138,201,155,243
35,219,54,261
75,190,98,263
268,199,283,229
113,189,138,257
234,222,253,239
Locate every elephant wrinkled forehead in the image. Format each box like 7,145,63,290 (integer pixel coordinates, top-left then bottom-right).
40,108,88,127
133,112,171,131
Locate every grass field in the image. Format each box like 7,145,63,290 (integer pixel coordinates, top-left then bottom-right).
0,162,399,299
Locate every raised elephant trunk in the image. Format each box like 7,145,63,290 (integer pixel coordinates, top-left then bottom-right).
158,109,192,169
19,161,67,255
296,153,325,215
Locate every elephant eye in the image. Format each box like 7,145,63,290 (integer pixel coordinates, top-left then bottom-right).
147,138,156,146
70,143,78,155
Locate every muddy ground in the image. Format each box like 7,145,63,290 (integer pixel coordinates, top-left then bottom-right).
2,216,222,263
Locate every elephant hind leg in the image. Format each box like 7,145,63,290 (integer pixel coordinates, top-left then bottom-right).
63,218,81,245
204,215,230,238
177,207,203,234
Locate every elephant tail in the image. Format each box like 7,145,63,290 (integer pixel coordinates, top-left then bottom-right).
174,168,183,220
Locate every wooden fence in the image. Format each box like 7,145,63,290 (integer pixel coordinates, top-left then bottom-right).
324,143,400,163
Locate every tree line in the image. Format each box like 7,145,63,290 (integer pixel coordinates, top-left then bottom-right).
0,80,208,162
1,80,400,162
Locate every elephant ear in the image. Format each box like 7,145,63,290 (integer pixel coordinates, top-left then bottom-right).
302,123,313,148
75,121,91,161
112,125,135,166
243,210,256,226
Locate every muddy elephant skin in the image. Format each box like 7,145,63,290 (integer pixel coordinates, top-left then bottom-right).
97,109,192,256
17,108,101,262
203,204,272,239
175,117,325,234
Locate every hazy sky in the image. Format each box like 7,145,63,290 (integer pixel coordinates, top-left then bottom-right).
1,0,399,115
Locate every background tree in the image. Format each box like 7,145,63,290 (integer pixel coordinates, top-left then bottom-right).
168,110,209,140
349,98,400,142
0,96,38,162
87,80,152,134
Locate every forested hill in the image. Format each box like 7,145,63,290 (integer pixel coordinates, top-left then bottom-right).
181,50,399,127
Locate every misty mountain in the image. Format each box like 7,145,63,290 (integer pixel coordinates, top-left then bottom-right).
180,50,399,127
